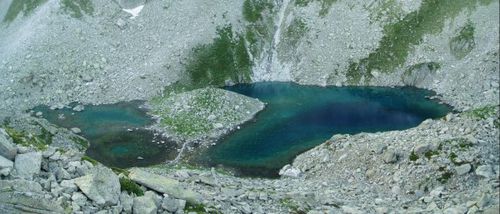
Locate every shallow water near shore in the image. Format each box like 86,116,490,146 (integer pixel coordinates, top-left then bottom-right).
197,82,452,178
32,101,179,168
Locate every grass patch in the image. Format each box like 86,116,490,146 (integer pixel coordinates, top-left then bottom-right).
3,127,51,151
424,150,439,160
242,0,273,23
449,21,475,59
61,0,94,18
185,25,252,88
346,0,492,84
119,177,144,196
409,150,419,161
463,105,498,120
280,198,307,214
3,0,48,23
295,0,337,17
437,171,453,184
81,155,99,166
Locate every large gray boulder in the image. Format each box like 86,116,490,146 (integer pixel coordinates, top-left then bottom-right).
14,152,42,179
133,194,158,214
74,166,120,205
128,168,202,204
0,128,17,160
0,179,64,214
0,155,13,176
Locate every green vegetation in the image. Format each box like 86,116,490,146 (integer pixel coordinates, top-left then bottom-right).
111,167,130,176
70,136,89,150
184,203,207,213
61,0,94,18
463,105,498,120
437,171,453,184
346,0,493,84
3,127,51,150
280,198,307,214
81,155,99,166
449,21,476,59
185,26,252,88
283,17,308,48
243,0,273,22
409,150,419,161
3,0,48,23
295,0,337,17
119,177,144,196
403,62,440,77
424,150,440,160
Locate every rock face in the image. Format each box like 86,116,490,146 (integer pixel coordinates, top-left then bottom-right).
74,166,121,205
14,152,42,179
128,168,202,204
133,194,158,214
279,164,302,178
0,128,17,160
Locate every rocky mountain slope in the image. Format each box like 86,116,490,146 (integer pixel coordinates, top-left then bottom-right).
0,0,498,213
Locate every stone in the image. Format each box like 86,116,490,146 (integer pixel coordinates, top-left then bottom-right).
0,128,17,160
0,179,43,193
443,205,467,214
161,197,180,213
74,166,120,205
0,192,65,213
414,144,432,155
14,152,42,179
128,168,202,204
0,155,14,176
72,105,84,112
475,165,495,179
120,192,133,213
60,179,78,193
341,205,363,214
279,164,302,178
116,18,127,29
455,164,471,176
71,127,82,134
383,150,398,164
133,195,157,214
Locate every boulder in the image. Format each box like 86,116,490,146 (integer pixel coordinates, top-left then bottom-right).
0,155,13,176
0,128,17,160
475,165,496,179
133,194,157,214
74,166,120,205
14,152,42,179
383,150,398,164
279,164,302,178
455,164,471,176
0,192,65,214
128,168,202,204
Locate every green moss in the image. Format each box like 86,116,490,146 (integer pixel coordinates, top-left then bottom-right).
283,17,308,47
186,26,252,88
409,150,419,161
61,0,94,18
3,0,48,23
280,198,307,214
3,127,50,151
184,203,206,213
111,167,130,176
81,155,98,166
437,171,453,184
346,0,492,84
294,0,337,17
119,177,144,196
449,21,476,59
463,105,498,120
70,136,89,150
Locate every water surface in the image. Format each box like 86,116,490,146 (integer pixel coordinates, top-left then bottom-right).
198,82,451,177
33,101,178,168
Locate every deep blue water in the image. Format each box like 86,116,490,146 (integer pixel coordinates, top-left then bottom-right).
198,82,451,177
33,101,179,168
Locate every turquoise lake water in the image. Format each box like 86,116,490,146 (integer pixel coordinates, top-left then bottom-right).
197,82,451,177
33,101,179,168
33,83,450,174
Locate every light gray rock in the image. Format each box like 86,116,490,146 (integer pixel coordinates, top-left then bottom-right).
0,155,13,176
0,192,65,214
72,105,84,112
455,164,471,176
128,168,202,204
475,165,495,179
279,164,302,178
14,152,42,179
414,144,432,155
133,195,157,214
161,197,180,213
0,128,17,160
383,150,398,164
120,192,134,213
71,192,87,206
71,127,82,134
74,166,120,205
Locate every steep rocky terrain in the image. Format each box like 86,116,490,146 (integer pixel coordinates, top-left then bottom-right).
0,0,498,213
